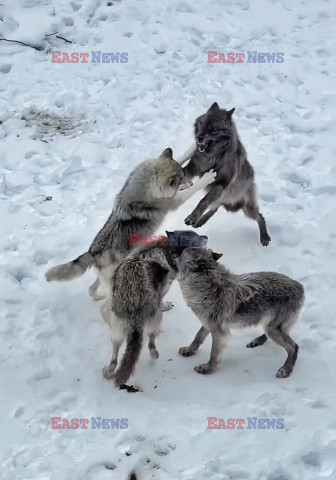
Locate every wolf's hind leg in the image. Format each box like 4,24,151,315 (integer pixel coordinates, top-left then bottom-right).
179,326,209,357
194,328,230,374
147,311,162,359
148,333,159,359
266,316,299,378
102,338,123,379
243,189,271,246
243,203,271,246
246,333,268,348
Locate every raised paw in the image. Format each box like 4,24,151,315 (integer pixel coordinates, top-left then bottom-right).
260,233,271,247
161,301,174,312
179,346,196,357
102,365,114,379
194,363,213,374
185,213,200,228
276,366,292,378
194,217,207,228
198,169,217,188
246,340,259,348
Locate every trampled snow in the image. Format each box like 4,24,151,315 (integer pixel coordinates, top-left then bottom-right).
1,0,336,478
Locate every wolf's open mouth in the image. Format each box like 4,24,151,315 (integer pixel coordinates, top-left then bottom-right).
198,141,209,153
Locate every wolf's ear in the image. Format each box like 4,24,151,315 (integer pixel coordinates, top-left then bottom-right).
212,252,223,261
165,230,172,237
161,148,173,158
208,102,219,112
227,108,235,119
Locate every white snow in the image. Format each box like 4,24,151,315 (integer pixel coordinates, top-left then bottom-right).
1,0,336,479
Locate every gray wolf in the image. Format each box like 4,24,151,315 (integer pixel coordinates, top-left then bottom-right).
45,148,215,299
177,247,304,378
180,103,271,246
101,231,206,390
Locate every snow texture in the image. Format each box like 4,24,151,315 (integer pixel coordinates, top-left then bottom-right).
0,0,336,479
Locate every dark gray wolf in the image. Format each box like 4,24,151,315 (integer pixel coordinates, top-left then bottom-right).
180,103,271,246
177,247,304,378
101,231,206,390
45,148,215,299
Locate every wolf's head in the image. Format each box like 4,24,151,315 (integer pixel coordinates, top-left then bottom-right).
164,230,208,267
178,246,223,274
150,148,192,198
194,102,236,155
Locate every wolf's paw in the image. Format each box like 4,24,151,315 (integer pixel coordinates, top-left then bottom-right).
185,212,200,227
119,384,142,393
246,340,261,348
179,346,196,357
161,301,174,312
260,233,271,246
102,365,114,379
276,366,292,378
198,169,217,188
194,363,213,374
193,217,208,228
149,349,159,359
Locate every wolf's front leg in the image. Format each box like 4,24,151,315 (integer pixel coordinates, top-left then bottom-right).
88,278,106,301
185,184,223,227
160,275,175,312
177,143,197,166
179,326,209,357
193,208,218,228
194,328,230,374
168,170,217,211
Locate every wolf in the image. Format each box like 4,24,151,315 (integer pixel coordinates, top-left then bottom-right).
179,102,271,246
45,148,215,300
177,247,304,378
101,230,207,390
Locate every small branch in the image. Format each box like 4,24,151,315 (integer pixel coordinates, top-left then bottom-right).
55,35,72,44
0,37,43,51
45,32,73,44
0,33,73,51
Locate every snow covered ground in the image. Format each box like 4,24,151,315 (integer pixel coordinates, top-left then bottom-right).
1,0,336,478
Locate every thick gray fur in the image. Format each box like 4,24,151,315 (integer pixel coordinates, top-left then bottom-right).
177,247,304,378
101,231,205,390
182,102,271,246
45,148,215,299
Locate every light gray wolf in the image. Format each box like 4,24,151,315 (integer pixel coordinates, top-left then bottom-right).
101,230,207,390
45,148,215,299
177,247,304,378
180,102,271,246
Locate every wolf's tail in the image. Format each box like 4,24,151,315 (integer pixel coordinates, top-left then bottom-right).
45,252,94,282
114,326,143,388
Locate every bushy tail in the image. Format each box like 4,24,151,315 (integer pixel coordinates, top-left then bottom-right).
45,252,94,282
114,327,143,388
